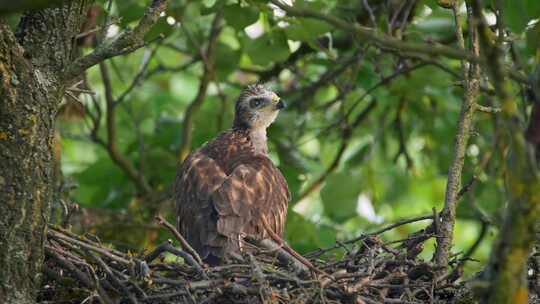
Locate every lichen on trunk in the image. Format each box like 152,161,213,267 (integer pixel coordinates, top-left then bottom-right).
0,22,55,304
0,2,89,302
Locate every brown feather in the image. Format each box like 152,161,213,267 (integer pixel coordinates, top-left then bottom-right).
174,128,290,264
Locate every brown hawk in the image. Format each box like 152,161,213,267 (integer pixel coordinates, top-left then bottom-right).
174,85,290,265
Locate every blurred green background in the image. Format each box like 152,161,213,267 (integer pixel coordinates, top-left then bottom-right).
53,0,540,276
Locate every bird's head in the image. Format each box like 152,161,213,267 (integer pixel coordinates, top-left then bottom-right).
233,84,285,130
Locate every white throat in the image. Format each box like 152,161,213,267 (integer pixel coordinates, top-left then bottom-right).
249,127,268,154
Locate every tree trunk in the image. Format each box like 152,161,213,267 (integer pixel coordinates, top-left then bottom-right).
469,1,540,302
0,23,52,304
0,2,88,302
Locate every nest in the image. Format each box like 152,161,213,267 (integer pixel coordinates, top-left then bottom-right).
38,215,536,304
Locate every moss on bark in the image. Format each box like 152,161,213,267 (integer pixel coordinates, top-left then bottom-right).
0,2,88,302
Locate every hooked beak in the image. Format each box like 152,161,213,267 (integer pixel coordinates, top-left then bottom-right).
276,100,286,110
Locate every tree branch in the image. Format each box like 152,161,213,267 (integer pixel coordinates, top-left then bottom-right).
177,11,223,161
270,0,478,62
269,0,528,85
115,46,160,106
98,62,153,196
295,99,377,202
64,0,168,81
393,98,413,168
434,0,480,271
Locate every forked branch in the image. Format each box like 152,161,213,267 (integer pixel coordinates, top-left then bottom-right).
64,0,168,80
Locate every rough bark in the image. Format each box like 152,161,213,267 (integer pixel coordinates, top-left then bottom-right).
0,2,88,302
483,87,540,304
469,1,540,303
0,1,168,301
0,22,53,304
0,0,66,14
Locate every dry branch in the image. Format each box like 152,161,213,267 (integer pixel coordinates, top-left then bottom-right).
64,0,169,80
155,215,203,266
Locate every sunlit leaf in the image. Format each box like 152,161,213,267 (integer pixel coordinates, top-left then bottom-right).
243,31,290,65
503,1,540,34
284,18,332,41
223,4,259,30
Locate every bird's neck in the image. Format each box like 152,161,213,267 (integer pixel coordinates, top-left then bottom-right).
248,127,268,154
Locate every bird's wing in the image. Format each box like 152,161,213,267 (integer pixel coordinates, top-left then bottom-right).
174,150,228,260
211,156,290,253
176,150,290,262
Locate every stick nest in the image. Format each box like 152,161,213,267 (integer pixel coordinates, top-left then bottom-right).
38,218,539,304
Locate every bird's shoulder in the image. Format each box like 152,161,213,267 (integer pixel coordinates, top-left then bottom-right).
196,128,277,174
176,128,289,199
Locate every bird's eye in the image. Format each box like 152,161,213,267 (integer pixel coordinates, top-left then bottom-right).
250,98,264,108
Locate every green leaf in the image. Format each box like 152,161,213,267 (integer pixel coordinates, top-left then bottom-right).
285,211,337,253
144,17,175,41
503,1,540,34
285,18,332,41
293,0,333,11
203,0,217,8
215,42,241,80
279,164,305,201
151,119,183,149
526,21,540,58
243,31,290,65
145,148,177,185
116,0,145,25
73,157,134,208
320,171,363,222
223,4,259,30
314,85,338,105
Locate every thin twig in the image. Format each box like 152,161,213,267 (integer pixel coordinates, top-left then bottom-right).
64,0,169,80
295,99,377,202
155,215,203,266
260,216,333,280
88,251,139,304
269,0,528,85
475,104,501,113
434,0,480,270
99,62,154,196
115,45,160,106
45,246,113,304
177,11,223,161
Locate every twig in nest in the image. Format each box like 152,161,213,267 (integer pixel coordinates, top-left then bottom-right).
41,221,473,303
250,237,309,276
155,215,203,265
145,239,207,278
45,246,114,304
305,214,434,258
48,229,131,265
260,216,334,280
87,251,139,304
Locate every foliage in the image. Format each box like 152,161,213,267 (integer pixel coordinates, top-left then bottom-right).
56,0,540,280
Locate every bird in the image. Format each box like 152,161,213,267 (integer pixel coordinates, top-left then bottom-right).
174,84,290,265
